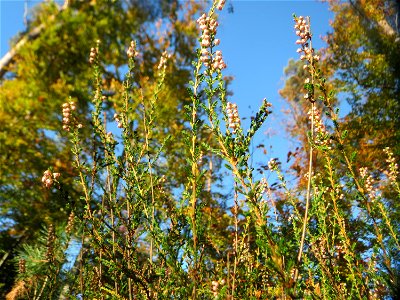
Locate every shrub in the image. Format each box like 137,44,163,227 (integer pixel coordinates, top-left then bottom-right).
10,1,399,299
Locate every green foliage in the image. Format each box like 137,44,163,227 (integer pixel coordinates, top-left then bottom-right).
0,0,204,297
2,0,400,299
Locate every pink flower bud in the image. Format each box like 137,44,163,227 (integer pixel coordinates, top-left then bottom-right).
217,0,226,9
201,39,210,47
214,39,220,46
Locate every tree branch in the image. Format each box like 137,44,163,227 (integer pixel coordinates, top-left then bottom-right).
0,0,70,79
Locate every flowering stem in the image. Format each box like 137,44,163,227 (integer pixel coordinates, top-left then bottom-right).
295,102,314,285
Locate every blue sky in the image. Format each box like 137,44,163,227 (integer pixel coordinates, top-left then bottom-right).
0,0,334,174
216,1,334,172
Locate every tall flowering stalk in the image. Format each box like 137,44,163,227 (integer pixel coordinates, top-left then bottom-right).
292,16,316,286
287,13,400,299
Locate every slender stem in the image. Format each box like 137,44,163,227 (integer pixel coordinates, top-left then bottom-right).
189,55,203,300
142,88,156,264
294,18,314,285
232,180,239,298
296,101,314,267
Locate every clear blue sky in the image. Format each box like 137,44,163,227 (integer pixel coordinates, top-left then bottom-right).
0,0,335,176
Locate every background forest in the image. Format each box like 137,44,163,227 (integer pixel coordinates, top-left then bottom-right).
0,0,399,299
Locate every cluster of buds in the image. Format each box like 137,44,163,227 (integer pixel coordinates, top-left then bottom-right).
268,158,278,170
42,169,60,188
359,167,368,179
66,211,75,234
260,177,272,198
45,224,55,262
201,49,226,70
211,279,225,298
226,102,240,133
127,40,139,58
158,51,171,70
197,13,219,48
18,259,26,274
197,13,226,71
359,167,379,200
308,106,330,148
383,147,399,183
217,0,226,10
114,113,123,128
62,102,82,131
294,16,320,70
106,131,115,143
213,50,226,70
309,237,329,260
334,185,345,200
89,46,98,64
294,16,311,47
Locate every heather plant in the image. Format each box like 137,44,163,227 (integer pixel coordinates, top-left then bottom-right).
7,1,400,299
0,1,204,295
